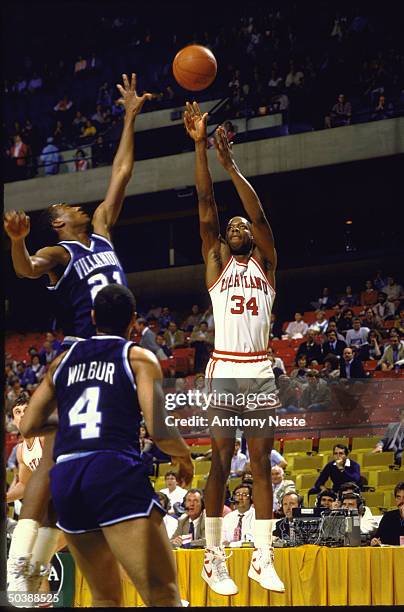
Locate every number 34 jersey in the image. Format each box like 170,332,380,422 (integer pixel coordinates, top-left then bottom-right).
208,256,276,355
47,234,127,338
52,336,141,461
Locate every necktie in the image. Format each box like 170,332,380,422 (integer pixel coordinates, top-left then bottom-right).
233,514,244,541
189,521,195,540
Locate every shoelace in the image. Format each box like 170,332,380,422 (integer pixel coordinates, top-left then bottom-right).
212,550,233,581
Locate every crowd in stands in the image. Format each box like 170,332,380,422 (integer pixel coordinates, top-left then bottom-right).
3,4,404,181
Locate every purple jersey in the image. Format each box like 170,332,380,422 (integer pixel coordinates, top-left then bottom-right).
47,233,127,338
52,336,141,460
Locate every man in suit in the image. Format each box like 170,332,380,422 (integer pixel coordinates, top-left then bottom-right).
171,489,206,548
371,482,404,545
339,347,367,379
322,329,346,358
134,317,160,354
372,407,404,465
164,321,186,350
377,334,404,371
298,329,323,364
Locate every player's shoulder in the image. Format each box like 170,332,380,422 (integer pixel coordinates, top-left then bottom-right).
35,244,71,263
129,345,160,367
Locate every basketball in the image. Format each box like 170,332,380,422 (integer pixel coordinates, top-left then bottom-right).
173,45,217,91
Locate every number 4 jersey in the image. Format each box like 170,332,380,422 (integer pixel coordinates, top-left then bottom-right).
52,336,141,460
47,234,127,338
208,255,276,358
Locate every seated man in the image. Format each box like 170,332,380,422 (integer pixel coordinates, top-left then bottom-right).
298,330,323,365
338,482,377,532
157,492,178,539
230,439,247,477
299,369,331,412
339,347,367,379
284,312,308,339
315,489,337,509
372,407,404,466
164,321,186,350
322,329,346,358
340,492,378,535
309,310,329,335
222,484,255,546
272,466,295,514
309,444,361,495
345,317,370,353
377,334,404,371
158,471,188,515
170,489,206,548
371,482,404,546
273,491,303,540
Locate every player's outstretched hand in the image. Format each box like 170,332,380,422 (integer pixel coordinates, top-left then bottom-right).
4,210,31,241
213,125,235,171
172,454,194,487
116,73,152,118
184,101,208,142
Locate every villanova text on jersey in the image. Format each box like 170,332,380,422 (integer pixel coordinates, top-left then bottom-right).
52,336,141,460
47,234,128,338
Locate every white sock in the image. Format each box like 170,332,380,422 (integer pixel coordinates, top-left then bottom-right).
8,519,39,560
253,519,272,549
31,528,59,573
205,517,223,548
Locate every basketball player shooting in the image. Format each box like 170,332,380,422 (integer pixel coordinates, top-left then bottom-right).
184,101,284,595
4,73,152,596
19,284,194,607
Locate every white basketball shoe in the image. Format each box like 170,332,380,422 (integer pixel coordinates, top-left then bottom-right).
201,547,239,596
248,547,285,592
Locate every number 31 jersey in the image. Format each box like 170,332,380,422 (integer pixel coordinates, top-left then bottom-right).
48,234,127,338
52,336,141,460
208,256,275,354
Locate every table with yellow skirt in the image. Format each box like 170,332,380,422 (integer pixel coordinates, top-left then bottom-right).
74,545,404,607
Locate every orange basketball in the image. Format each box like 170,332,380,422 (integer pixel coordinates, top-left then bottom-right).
173,45,217,91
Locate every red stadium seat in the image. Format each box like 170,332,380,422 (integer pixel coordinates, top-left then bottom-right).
364,360,377,371
383,320,395,329
172,348,195,375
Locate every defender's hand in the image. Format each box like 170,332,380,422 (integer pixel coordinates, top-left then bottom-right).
4,211,31,241
116,73,152,118
184,101,208,142
213,125,235,170
171,454,194,487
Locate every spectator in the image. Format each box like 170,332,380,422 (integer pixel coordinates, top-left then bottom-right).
91,135,110,167
222,484,255,545
155,333,172,360
394,307,404,337
340,346,367,379
371,482,404,546
325,320,346,342
372,292,395,320
18,362,37,391
53,94,73,113
338,285,359,307
28,354,46,383
134,317,160,355
315,489,337,509
74,148,89,172
53,120,66,146
72,111,87,136
300,369,331,412
74,55,87,76
371,94,394,121
268,68,284,90
345,317,370,350
183,305,202,331
325,93,352,128
7,378,24,406
158,306,174,330
8,134,29,180
340,492,378,535
158,471,188,515
45,331,62,353
298,330,323,365
361,329,383,361
272,466,295,513
372,406,404,466
39,137,61,175
170,489,206,548
230,439,247,477
309,310,328,335
92,104,106,126
284,312,308,339
189,321,214,372
290,353,310,383
378,334,404,371
322,329,346,358
269,449,287,469
39,340,57,365
80,119,97,139
27,72,43,93
273,491,303,539
269,312,283,339
311,287,334,310
285,60,304,88
361,307,384,333
277,374,301,412
381,277,404,303
97,82,112,107
267,346,286,373
360,280,378,307
373,270,388,292
337,308,354,334
164,321,185,349
157,492,178,538
309,444,361,494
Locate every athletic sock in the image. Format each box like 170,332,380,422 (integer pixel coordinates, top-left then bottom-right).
205,517,223,549
30,528,59,572
8,519,39,560
253,519,272,549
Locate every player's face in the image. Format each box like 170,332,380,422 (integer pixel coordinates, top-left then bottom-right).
51,204,91,228
226,217,253,255
12,404,27,430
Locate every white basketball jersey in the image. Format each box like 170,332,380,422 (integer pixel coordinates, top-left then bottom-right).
21,437,43,472
209,256,275,357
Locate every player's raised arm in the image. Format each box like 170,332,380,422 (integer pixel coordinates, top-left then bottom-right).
130,346,193,486
4,211,69,279
19,356,63,437
184,101,221,263
214,125,277,273
92,73,152,239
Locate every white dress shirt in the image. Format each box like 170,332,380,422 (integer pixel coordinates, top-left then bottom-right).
163,514,178,538
222,506,256,544
159,486,188,514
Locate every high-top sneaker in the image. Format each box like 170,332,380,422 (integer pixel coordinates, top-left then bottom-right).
248,547,285,592
201,547,239,596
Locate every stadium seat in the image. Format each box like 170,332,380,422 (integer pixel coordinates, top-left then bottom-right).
189,445,210,455
369,470,404,488
172,348,195,375
192,461,211,476
295,473,318,490
157,463,175,477
228,477,242,494
154,476,166,491
317,437,349,453
364,360,377,371
289,455,323,472
362,491,385,507
361,452,395,469
351,436,381,451
383,490,396,509
283,439,313,454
